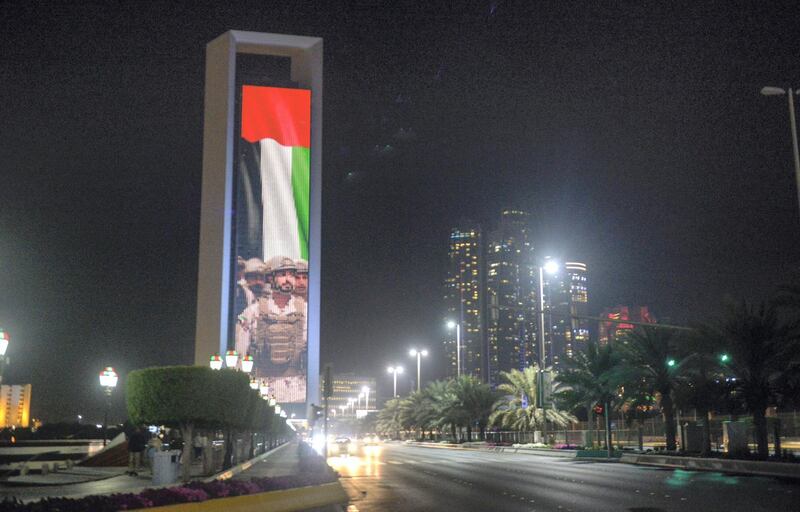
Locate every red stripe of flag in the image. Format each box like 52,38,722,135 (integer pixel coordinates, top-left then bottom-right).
241,85,311,148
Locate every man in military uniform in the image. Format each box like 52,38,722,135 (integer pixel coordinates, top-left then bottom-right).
235,258,268,357
251,256,307,378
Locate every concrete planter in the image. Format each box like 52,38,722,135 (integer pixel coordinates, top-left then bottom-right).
130,482,348,512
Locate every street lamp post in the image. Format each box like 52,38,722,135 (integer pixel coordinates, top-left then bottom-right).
538,259,559,441
446,321,461,377
0,329,10,386
362,386,370,411
98,367,118,447
761,86,800,220
387,366,404,397
409,348,428,392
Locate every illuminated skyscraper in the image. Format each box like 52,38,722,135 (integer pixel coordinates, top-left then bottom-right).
542,261,589,369
444,225,484,379
485,210,538,387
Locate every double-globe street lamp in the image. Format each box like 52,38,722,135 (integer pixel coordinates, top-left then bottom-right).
761,86,800,221
387,366,404,398
409,348,428,392
361,385,371,411
99,367,118,447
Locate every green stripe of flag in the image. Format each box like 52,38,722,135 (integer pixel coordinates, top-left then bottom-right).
291,146,310,260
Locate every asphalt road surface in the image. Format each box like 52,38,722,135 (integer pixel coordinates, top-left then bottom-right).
329,443,798,512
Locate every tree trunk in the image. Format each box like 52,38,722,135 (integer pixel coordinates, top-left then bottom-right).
637,422,644,451
774,418,782,457
223,429,234,470
450,423,456,442
180,423,194,482
753,408,769,459
479,423,486,441
662,393,677,451
604,401,613,458
466,424,472,442
700,408,711,456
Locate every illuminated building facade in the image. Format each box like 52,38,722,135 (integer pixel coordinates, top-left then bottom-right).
444,225,485,379
326,373,376,417
0,384,31,428
542,261,589,369
485,210,538,387
598,305,655,345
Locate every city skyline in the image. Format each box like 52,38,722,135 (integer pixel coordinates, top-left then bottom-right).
2,3,799,421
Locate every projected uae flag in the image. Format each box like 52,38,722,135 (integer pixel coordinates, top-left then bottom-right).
241,85,311,260
235,85,311,404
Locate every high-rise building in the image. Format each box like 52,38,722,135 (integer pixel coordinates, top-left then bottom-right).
325,373,376,417
598,305,655,345
542,261,589,369
444,225,484,380
485,210,538,387
0,384,31,428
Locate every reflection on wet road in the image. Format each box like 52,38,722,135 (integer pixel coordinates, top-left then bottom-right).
331,443,800,512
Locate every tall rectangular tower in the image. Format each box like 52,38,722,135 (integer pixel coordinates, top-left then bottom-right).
444,226,484,380
485,210,538,387
543,261,589,369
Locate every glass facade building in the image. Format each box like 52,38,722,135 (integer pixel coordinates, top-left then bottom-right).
542,261,589,369
485,210,538,387
444,225,484,379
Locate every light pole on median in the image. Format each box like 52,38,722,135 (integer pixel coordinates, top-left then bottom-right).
409,348,428,392
446,321,461,377
538,258,559,441
761,86,800,221
387,366,404,397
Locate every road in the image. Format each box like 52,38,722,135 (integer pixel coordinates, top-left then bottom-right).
329,443,798,512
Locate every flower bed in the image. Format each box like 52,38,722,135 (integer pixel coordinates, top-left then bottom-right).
0,444,338,512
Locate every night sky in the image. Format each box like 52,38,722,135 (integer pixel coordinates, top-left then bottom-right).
1,1,799,423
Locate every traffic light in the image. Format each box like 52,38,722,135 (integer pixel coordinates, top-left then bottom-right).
667,358,676,368
593,403,604,415
719,353,730,363
309,404,323,427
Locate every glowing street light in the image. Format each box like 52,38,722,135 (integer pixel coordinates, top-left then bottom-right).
537,257,560,439
98,367,118,447
241,354,254,373
209,354,223,370
446,321,461,377
260,380,270,398
249,377,259,390
387,366,404,397
224,350,239,369
0,329,10,385
409,348,428,392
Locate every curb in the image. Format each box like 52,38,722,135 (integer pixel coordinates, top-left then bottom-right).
131,481,349,512
205,442,290,482
619,453,800,480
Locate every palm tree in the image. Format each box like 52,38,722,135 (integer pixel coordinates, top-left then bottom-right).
452,375,498,441
618,326,682,451
717,300,800,458
376,397,403,440
673,327,727,456
426,379,464,442
555,341,623,456
491,366,575,439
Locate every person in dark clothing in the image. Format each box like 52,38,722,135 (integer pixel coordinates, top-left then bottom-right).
127,426,147,475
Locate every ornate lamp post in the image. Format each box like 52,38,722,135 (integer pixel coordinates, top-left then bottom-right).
241,355,254,373
98,367,118,447
224,350,239,369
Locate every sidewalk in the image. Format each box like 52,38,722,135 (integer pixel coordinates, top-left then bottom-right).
233,442,299,479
